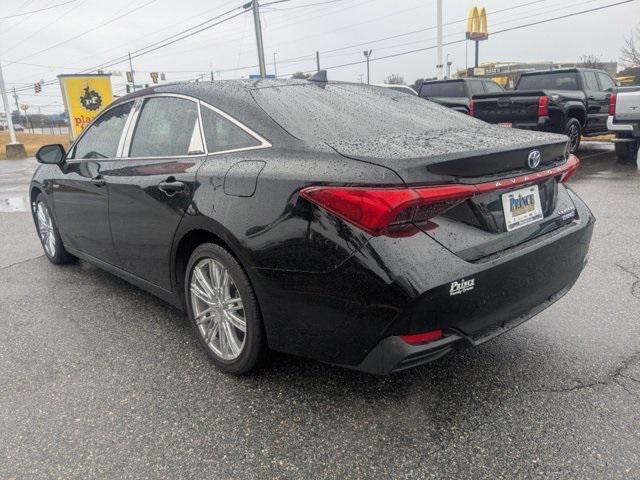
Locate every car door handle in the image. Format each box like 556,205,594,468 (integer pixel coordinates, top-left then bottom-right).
158,180,185,195
90,176,106,186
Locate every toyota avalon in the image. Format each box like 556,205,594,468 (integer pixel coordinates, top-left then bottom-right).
30,75,594,374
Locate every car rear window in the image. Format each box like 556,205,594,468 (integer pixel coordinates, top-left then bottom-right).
252,83,474,144
419,82,466,98
517,72,579,90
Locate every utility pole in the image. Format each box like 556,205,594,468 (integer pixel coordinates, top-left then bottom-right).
249,0,266,78
210,70,214,81
436,0,443,79
273,52,277,78
363,50,372,84
446,54,452,79
0,61,25,158
128,52,136,92
316,51,320,72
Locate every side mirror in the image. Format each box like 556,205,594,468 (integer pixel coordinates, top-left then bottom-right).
36,144,66,165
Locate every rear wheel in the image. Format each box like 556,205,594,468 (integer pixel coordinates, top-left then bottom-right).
34,193,75,265
614,140,639,162
565,118,582,154
184,243,267,374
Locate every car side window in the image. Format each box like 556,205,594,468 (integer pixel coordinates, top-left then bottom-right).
483,81,504,93
129,97,203,157
596,73,615,91
467,81,485,96
201,105,261,153
582,71,599,91
71,102,132,159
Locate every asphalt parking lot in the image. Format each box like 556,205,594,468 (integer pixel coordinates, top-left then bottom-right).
1,144,639,479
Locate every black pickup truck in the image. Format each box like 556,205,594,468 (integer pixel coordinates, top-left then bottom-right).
471,68,617,153
418,78,504,114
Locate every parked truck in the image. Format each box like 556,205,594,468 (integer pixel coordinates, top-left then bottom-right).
608,86,640,161
471,68,617,153
418,78,504,114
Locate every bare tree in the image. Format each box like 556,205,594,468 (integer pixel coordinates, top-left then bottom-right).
384,74,405,85
291,71,311,79
412,78,426,92
578,54,604,70
620,24,640,67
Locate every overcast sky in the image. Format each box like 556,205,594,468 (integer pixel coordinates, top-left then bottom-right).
1,0,639,113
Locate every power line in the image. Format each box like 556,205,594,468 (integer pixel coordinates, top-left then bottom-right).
280,0,637,76
0,0,79,19
10,4,249,92
4,0,159,67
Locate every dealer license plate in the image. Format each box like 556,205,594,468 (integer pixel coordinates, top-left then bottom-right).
501,185,544,232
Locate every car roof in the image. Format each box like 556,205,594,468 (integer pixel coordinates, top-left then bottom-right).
521,68,609,76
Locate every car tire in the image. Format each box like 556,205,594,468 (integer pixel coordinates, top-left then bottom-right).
614,141,639,162
34,193,75,265
184,243,267,375
564,118,582,154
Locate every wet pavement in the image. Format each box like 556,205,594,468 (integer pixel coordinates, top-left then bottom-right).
1,144,639,479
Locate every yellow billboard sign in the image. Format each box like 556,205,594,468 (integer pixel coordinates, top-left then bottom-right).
58,74,113,139
466,7,489,41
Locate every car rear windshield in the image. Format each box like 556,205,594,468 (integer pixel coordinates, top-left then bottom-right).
516,72,579,90
419,81,466,98
252,83,474,143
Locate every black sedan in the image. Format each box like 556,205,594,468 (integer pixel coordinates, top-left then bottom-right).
30,77,594,374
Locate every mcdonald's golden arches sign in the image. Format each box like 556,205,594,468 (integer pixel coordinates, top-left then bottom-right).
466,7,489,41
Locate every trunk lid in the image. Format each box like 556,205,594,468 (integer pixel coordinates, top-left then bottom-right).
471,90,549,124
328,126,574,261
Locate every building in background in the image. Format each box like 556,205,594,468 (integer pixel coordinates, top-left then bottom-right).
455,61,618,89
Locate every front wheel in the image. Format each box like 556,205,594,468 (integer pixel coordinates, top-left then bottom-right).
565,118,582,154
184,243,267,374
34,194,75,265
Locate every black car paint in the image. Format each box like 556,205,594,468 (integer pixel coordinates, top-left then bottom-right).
472,68,615,135
30,80,594,373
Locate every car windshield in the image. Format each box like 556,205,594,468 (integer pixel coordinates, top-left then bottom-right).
419,82,466,98
517,72,579,90
252,82,474,143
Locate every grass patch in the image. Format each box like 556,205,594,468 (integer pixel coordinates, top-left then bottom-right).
1,132,70,160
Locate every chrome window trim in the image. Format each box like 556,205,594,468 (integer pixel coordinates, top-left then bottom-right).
198,100,272,156
66,99,136,162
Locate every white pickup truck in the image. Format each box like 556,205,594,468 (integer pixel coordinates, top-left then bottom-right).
608,86,640,161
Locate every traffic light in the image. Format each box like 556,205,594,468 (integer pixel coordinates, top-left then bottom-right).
150,72,158,84
34,82,41,93
126,71,133,83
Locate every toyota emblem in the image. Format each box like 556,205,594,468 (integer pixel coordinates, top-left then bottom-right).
527,150,542,169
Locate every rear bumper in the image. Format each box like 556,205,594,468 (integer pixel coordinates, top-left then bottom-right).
508,116,554,132
607,115,640,137
254,190,594,371
355,270,582,374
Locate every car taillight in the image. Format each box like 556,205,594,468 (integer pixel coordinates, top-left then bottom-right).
299,184,476,236
469,99,475,116
400,330,443,345
301,155,581,236
609,92,617,116
538,95,549,117
560,154,580,183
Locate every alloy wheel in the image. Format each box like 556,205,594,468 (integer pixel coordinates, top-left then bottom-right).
190,258,246,360
568,124,580,152
36,202,56,257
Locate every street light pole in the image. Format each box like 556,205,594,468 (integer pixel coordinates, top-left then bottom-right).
436,0,443,79
273,52,277,78
251,0,267,78
363,50,372,84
